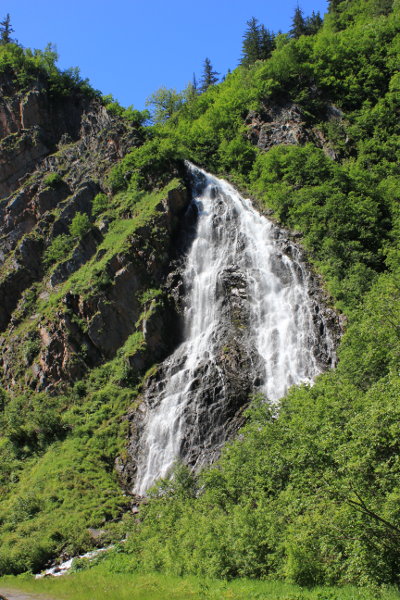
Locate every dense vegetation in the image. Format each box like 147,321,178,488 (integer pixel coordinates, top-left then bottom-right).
0,0,399,591
0,41,99,99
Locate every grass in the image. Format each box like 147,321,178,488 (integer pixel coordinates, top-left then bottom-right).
0,195,169,574
0,436,130,571
1,562,400,600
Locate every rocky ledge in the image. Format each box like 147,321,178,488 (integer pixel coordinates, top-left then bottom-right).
245,102,346,160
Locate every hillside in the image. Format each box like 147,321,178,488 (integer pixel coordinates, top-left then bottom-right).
0,42,193,572
0,0,399,588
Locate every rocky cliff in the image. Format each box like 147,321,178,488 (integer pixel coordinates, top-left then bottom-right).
0,73,190,394
123,167,341,495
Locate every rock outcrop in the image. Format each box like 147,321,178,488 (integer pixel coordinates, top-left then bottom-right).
0,182,190,392
245,102,346,160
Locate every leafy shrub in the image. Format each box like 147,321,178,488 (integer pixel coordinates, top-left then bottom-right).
69,212,91,239
43,234,74,268
0,43,99,98
43,172,63,188
92,193,108,217
107,137,183,192
102,95,150,126
22,337,40,364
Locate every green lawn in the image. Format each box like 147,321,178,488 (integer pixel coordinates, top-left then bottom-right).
1,564,399,600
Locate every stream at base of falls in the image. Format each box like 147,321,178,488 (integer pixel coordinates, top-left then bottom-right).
133,164,337,495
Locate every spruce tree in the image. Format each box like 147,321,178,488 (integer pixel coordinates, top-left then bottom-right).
328,0,345,11
290,5,307,38
240,17,261,67
259,25,275,60
304,10,323,35
0,14,14,45
200,58,219,92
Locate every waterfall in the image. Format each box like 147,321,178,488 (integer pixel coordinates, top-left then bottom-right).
133,164,336,495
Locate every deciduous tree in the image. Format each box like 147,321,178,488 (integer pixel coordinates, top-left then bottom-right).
145,87,184,123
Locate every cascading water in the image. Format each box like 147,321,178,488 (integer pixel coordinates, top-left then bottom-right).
133,164,336,495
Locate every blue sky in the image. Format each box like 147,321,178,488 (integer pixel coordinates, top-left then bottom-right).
5,0,328,110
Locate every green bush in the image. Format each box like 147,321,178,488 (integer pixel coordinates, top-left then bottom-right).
107,137,183,192
43,172,63,188
102,95,150,126
69,212,91,239
92,193,108,217
43,234,74,268
0,43,99,98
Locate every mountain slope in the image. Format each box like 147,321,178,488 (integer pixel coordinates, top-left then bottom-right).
0,45,190,572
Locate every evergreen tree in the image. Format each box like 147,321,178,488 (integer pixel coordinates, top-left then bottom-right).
240,17,261,67
0,14,14,45
328,0,346,10
200,58,219,92
240,18,275,67
290,5,307,38
259,25,275,60
304,10,323,35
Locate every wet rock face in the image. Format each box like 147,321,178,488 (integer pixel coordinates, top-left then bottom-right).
121,167,342,496
272,232,342,371
179,268,262,470
122,261,261,491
